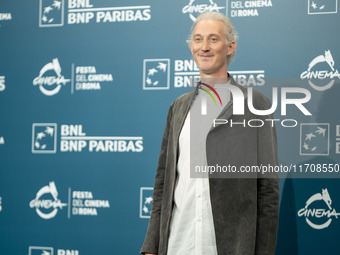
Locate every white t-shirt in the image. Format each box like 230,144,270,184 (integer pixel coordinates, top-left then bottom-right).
167,83,231,255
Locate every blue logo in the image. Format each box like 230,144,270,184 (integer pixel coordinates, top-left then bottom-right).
140,187,153,218
308,0,338,14
29,246,53,255
143,59,170,90
39,0,64,27
300,123,330,156
32,123,57,154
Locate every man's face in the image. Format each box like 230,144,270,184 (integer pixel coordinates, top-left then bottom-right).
190,19,235,77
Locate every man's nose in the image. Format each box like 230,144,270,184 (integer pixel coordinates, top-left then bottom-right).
201,39,210,51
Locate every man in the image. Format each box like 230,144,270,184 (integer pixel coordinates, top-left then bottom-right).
140,11,279,255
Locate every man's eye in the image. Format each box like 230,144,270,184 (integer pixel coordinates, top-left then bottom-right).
194,38,201,42
211,38,217,42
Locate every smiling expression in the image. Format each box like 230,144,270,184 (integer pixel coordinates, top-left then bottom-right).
190,19,236,78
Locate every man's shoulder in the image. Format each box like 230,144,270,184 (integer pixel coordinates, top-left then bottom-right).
170,90,195,110
231,78,272,110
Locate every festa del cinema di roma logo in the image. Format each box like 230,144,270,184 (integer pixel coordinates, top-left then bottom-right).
33,58,70,96
297,188,340,229
29,181,67,220
182,0,225,21
29,181,111,219
300,50,340,91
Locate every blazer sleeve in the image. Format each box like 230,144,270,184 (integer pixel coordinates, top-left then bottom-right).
255,95,280,255
140,104,173,254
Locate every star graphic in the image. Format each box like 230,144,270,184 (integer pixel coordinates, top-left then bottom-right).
143,205,149,213
315,127,326,137
303,142,309,150
157,62,167,72
153,81,159,86
320,5,325,10
42,15,48,22
53,0,61,9
36,132,46,140
146,77,152,85
311,1,317,9
305,133,316,141
148,68,158,76
35,141,40,149
44,6,53,14
45,127,54,136
311,146,317,151
145,196,153,204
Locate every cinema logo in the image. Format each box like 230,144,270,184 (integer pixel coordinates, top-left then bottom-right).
298,188,340,229
33,58,70,96
300,50,340,91
29,181,67,220
228,0,273,17
0,12,12,27
39,0,151,26
30,182,110,219
174,59,265,88
182,0,226,21
33,59,114,95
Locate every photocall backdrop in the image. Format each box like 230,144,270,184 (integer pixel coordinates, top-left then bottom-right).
0,0,340,254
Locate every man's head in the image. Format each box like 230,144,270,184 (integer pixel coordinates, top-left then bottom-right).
187,12,238,78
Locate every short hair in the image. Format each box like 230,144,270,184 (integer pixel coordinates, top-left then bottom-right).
187,11,238,64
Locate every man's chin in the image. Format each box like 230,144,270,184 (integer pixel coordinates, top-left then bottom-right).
197,65,213,73
198,68,215,76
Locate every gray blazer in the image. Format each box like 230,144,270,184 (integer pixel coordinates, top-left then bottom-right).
140,78,280,255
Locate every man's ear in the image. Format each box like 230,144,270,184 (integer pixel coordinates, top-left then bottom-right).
227,41,236,55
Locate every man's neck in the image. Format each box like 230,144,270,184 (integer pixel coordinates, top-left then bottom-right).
200,77,229,87
199,70,229,87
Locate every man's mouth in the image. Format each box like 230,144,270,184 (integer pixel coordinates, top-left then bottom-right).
198,54,213,58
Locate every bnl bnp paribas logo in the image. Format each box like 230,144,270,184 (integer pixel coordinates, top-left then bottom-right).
32,123,143,153
140,187,153,218
29,246,79,255
0,76,6,91
308,0,338,14
39,0,151,27
298,188,340,229
143,59,265,90
143,59,170,90
300,123,330,156
300,50,340,91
